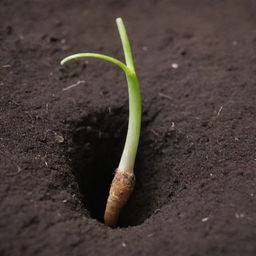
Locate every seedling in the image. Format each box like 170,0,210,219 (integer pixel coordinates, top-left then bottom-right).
61,18,141,227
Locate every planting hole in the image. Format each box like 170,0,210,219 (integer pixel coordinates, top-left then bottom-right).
68,107,126,224
67,107,178,227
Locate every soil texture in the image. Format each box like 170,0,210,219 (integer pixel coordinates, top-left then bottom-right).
1,0,256,255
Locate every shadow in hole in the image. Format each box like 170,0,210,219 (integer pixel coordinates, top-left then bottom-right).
70,107,127,223
68,106,166,227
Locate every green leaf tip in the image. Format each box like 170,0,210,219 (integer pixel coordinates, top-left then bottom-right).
60,53,132,76
116,17,123,24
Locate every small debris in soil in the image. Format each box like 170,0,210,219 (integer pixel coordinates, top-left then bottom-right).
62,80,86,91
2,64,11,68
158,92,172,101
55,134,65,143
171,63,179,69
217,105,223,116
201,217,209,222
142,46,148,51
235,213,245,219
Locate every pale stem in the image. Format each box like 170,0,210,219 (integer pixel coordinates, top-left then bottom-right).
116,18,142,173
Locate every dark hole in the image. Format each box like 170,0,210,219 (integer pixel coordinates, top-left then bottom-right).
69,107,127,223
67,107,177,227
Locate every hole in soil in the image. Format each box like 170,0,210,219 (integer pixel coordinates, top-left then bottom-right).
69,107,127,225
67,106,180,227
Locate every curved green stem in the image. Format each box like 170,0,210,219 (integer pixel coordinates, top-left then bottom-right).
60,18,141,173
61,53,132,76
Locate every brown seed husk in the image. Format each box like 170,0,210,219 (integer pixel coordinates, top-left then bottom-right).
104,169,135,227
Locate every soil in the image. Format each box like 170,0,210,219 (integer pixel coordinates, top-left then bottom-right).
1,0,256,255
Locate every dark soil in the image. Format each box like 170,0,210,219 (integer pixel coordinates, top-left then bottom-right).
1,0,256,255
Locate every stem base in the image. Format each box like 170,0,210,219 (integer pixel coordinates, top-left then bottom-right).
104,169,135,227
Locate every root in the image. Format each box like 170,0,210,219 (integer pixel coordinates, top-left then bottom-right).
104,169,135,227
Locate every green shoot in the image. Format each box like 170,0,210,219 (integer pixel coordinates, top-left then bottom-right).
60,17,141,227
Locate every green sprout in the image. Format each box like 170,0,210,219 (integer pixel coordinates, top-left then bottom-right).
61,17,141,227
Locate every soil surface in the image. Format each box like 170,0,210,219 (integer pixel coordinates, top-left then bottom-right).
1,0,256,255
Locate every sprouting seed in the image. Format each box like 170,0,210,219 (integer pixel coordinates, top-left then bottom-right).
60,17,142,227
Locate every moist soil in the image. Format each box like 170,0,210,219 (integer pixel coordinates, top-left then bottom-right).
1,0,256,255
